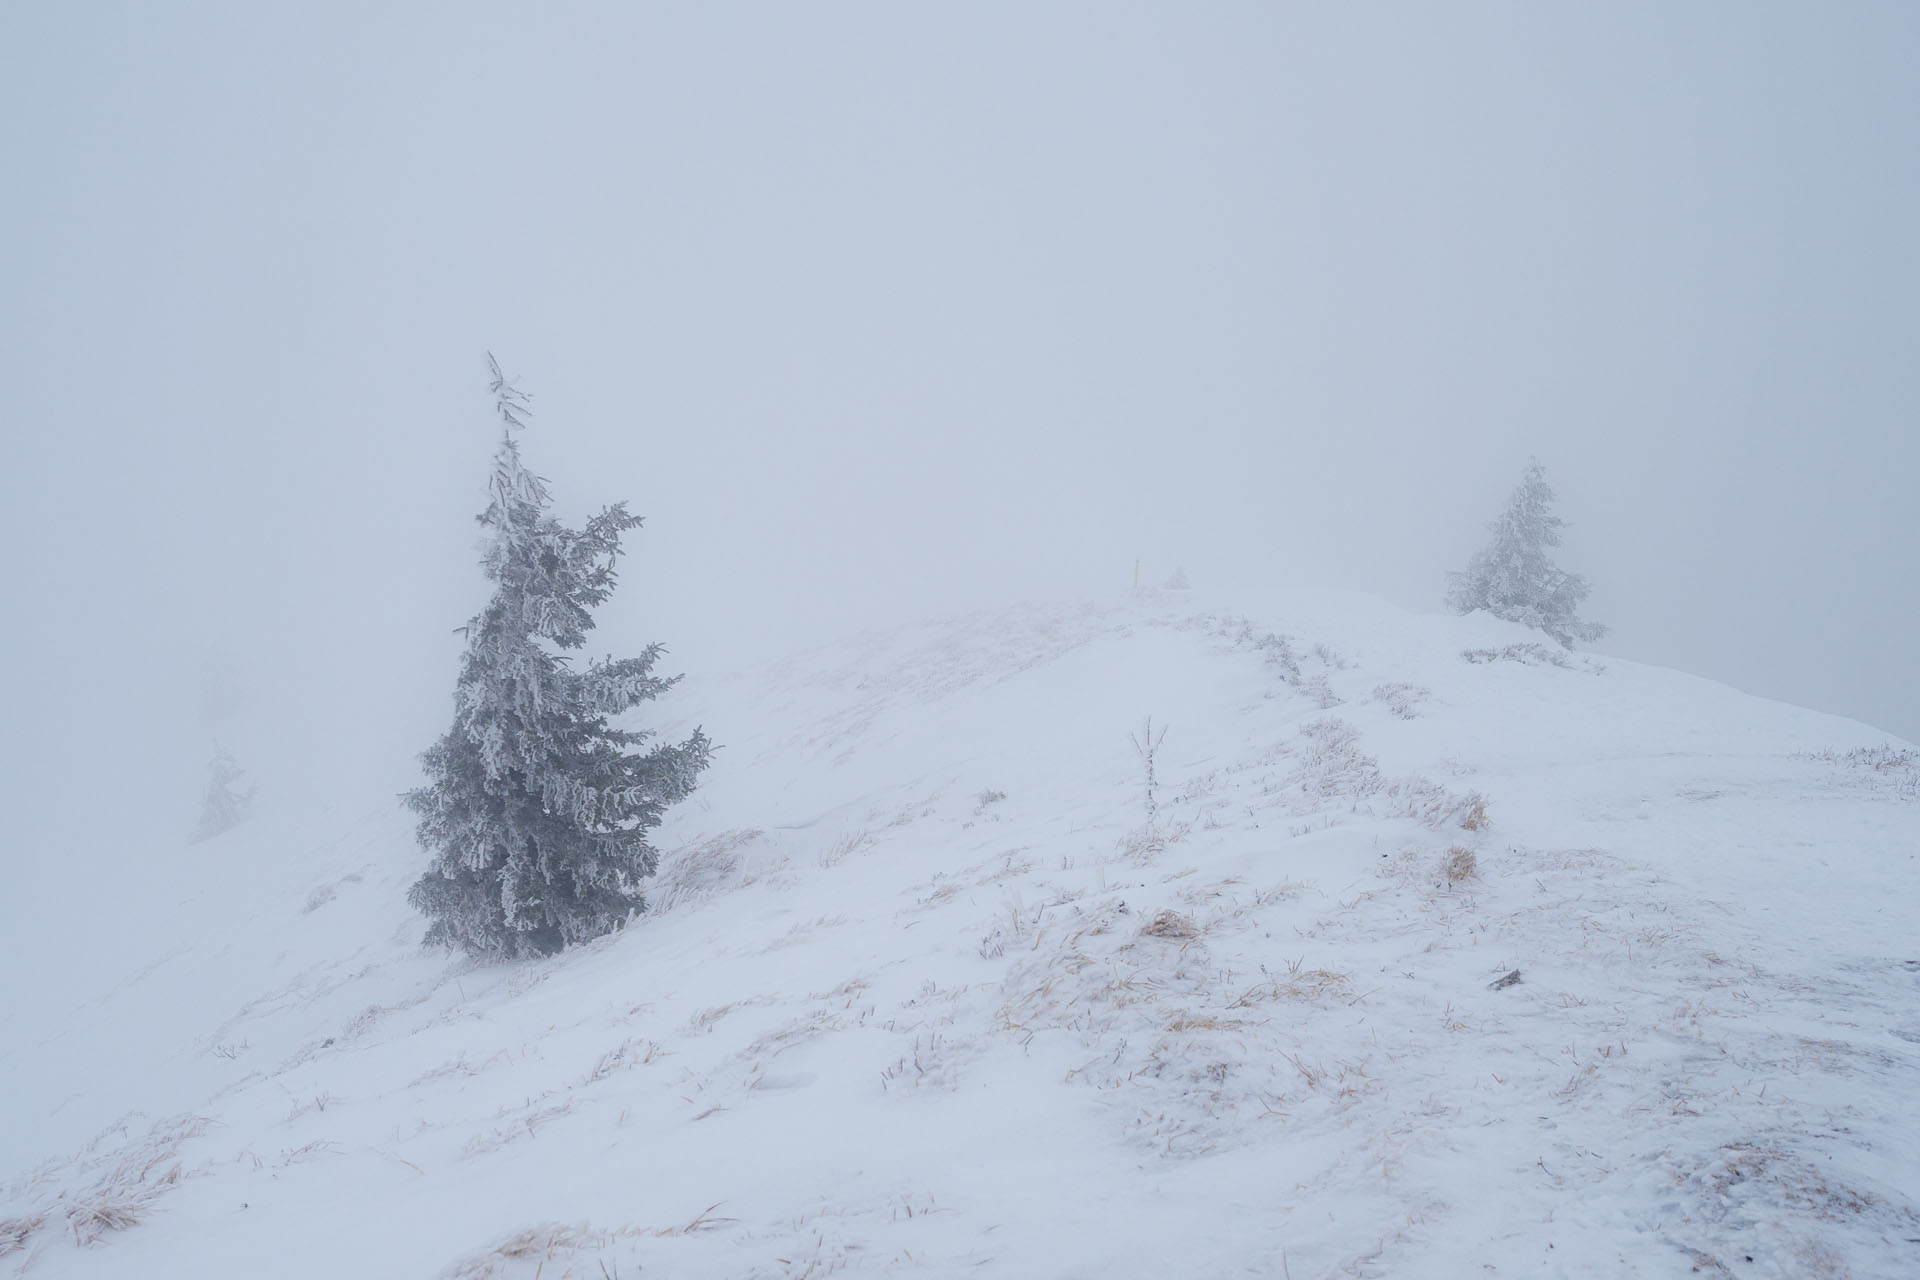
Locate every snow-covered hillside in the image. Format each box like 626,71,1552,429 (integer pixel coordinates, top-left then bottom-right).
4,592,1917,1278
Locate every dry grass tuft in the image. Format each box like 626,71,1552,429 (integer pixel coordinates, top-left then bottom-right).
442,1221,611,1279
1140,909,1200,940
910,880,963,911
765,914,850,951
649,829,769,911
1165,1012,1239,1032
67,1196,148,1245
1444,845,1479,882
0,1213,46,1257
1116,820,1191,866
1233,968,1353,1006
63,1113,211,1246
277,1139,343,1166
687,995,776,1034
1290,718,1377,800
1377,775,1490,832
1456,793,1489,831
650,1202,736,1237
817,830,873,868
583,1038,664,1085
808,975,872,1005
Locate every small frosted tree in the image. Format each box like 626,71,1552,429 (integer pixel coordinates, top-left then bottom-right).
406,356,712,960
190,743,253,842
1445,459,1607,648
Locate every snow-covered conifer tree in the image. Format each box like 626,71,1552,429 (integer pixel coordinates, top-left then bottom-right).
1445,459,1607,648
405,357,712,960
190,743,253,842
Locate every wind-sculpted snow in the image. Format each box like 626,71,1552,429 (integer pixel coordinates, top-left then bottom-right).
2,592,1916,1277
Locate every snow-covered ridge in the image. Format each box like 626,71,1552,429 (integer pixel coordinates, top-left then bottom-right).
3,592,1917,1277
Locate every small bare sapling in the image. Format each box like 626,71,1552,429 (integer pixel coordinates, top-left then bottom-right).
1130,717,1168,819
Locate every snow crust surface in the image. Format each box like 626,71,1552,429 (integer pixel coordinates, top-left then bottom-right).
4,592,1917,1277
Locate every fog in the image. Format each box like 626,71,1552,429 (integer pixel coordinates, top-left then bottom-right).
3,4,1916,869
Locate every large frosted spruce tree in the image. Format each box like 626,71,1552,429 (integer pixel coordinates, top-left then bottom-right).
1445,459,1608,648
406,357,711,959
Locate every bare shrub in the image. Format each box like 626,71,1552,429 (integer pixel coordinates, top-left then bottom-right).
1373,682,1429,720
1800,745,1920,800
283,1091,334,1121
1461,643,1570,669
878,1032,962,1092
1254,632,1302,683
1301,674,1343,709
1130,717,1168,818
1175,771,1218,804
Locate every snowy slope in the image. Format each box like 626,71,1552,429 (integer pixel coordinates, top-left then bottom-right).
3,591,1917,1278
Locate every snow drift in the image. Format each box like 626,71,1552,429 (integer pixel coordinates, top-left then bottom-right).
3,591,1917,1278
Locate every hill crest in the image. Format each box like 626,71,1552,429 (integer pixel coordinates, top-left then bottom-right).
4,591,1917,1277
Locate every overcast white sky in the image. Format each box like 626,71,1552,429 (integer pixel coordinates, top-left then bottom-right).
3,3,1916,855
